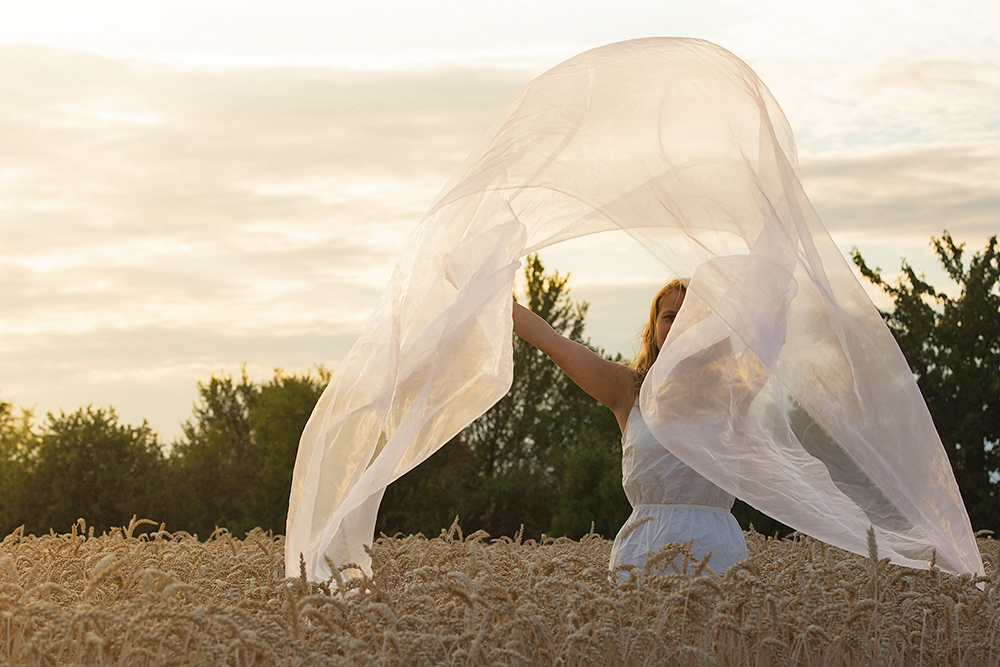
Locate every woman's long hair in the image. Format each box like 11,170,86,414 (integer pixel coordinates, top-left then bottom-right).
630,278,689,387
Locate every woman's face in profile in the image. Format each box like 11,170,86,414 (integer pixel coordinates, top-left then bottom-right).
655,290,685,351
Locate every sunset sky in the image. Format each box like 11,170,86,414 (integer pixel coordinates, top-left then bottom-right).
2,1,998,441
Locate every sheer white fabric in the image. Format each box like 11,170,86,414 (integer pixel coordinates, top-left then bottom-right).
610,401,747,575
286,37,984,580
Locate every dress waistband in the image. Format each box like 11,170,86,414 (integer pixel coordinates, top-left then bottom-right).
632,503,731,514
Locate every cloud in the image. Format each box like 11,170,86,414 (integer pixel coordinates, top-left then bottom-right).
1,37,997,441
803,144,1000,240
0,45,531,332
797,143,1000,306
0,45,534,437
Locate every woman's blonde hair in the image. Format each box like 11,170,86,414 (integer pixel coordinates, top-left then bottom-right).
630,278,689,387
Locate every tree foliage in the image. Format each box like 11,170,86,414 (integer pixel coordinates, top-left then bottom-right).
0,398,36,532
375,434,477,538
0,370,326,538
10,407,166,535
380,255,630,540
166,368,327,537
7,235,993,543
166,371,258,536
852,232,1000,531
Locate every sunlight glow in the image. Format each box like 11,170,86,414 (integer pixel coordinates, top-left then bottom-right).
1,0,997,440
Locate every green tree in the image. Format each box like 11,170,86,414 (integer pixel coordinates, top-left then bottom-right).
377,434,477,537
168,368,326,537
249,371,328,533
14,407,166,535
548,407,630,539
0,398,37,535
379,256,631,540
462,254,629,539
852,232,1000,532
167,371,257,537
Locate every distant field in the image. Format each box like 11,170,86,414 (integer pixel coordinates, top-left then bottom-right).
1,518,997,665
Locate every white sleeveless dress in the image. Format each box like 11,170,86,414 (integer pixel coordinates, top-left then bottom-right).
610,402,747,575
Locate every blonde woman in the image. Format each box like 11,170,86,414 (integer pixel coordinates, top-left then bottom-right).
512,279,747,575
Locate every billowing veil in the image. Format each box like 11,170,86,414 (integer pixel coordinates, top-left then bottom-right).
286,38,984,580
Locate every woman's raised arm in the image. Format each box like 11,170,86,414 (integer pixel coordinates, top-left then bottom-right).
513,301,636,430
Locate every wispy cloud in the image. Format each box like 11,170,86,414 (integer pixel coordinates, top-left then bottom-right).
803,145,1000,238
0,45,531,435
1,19,997,439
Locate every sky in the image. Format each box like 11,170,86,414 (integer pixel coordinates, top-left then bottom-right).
1,1,998,441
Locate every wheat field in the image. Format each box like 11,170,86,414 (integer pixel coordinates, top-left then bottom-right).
0,518,997,666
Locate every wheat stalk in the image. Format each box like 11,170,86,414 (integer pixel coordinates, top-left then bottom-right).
0,520,995,665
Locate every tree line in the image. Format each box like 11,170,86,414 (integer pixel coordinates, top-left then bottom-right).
0,369,329,539
1,234,997,540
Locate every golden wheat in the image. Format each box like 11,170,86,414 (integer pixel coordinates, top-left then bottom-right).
0,517,996,666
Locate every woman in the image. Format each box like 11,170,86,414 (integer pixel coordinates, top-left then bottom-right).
512,278,747,575
287,38,983,583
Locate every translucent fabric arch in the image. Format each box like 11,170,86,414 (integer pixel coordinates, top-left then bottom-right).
285,37,984,580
